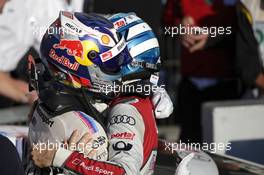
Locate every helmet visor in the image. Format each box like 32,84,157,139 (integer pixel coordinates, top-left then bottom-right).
99,36,132,73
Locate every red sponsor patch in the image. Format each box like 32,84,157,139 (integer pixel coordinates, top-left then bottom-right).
114,19,126,29
111,132,135,140
65,152,125,175
101,51,113,62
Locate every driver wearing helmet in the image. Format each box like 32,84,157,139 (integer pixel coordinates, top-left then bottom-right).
30,12,173,175
27,11,131,174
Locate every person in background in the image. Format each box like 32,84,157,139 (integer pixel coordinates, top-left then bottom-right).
0,135,24,175
164,0,242,143
0,0,84,107
235,0,264,97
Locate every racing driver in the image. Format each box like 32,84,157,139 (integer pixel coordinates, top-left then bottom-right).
30,12,173,175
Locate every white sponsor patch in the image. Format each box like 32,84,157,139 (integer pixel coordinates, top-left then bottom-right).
127,22,152,40
125,14,141,24
150,74,159,85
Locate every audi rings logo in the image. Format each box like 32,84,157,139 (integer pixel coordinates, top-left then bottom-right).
109,115,136,126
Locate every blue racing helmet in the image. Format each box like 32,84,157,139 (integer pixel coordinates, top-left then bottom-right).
109,13,161,79
39,11,132,91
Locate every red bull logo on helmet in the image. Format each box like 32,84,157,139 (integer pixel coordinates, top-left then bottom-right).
53,39,96,66
49,49,79,71
54,39,83,58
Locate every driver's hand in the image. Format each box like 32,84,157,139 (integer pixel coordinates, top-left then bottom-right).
152,87,174,119
31,130,93,168
181,16,209,53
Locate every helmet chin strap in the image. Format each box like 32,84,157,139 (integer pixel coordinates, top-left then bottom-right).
121,70,154,81
28,55,55,93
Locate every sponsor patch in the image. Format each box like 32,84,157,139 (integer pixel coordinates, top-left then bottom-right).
66,152,125,174
150,74,159,85
53,39,83,58
92,136,107,149
114,18,126,29
76,112,99,134
65,23,82,34
101,51,113,62
101,35,110,45
100,37,126,62
111,132,135,140
112,141,133,151
109,115,136,126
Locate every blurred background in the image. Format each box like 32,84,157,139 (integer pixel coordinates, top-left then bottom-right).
0,0,264,169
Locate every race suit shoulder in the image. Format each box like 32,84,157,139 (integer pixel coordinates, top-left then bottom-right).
27,102,109,174
107,96,158,175
55,96,158,175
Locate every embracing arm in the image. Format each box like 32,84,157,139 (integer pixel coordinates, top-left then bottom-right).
106,103,145,174
58,103,145,175
32,130,126,175
31,103,145,175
